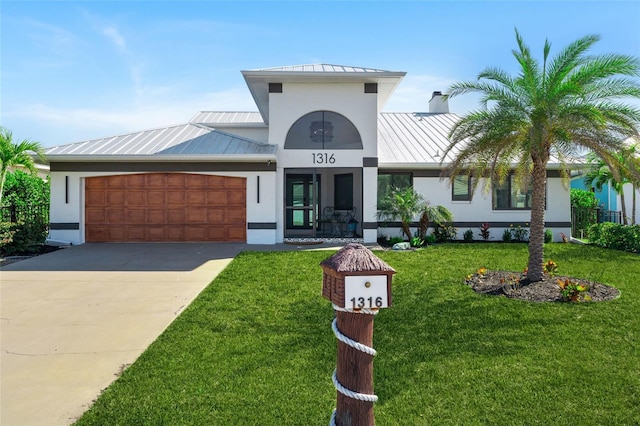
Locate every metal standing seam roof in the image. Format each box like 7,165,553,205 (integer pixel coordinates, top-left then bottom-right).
248,64,397,74
190,111,265,126
377,113,462,165
45,123,276,157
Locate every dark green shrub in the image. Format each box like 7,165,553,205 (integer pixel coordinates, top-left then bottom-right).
463,229,474,242
2,170,50,208
433,224,457,243
0,219,48,255
544,229,553,243
389,236,404,245
502,228,512,242
588,222,640,253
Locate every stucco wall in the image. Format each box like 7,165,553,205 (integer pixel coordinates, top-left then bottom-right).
377,176,571,242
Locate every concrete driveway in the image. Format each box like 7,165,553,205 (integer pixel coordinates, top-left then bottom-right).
0,243,253,426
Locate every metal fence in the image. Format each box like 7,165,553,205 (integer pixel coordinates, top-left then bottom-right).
571,206,623,238
0,203,49,223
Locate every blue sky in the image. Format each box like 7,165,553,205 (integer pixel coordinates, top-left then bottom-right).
2,1,639,147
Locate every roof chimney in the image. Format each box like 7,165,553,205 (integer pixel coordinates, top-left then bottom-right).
429,91,449,113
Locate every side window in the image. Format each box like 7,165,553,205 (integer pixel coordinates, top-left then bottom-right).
377,173,412,206
492,175,535,209
452,175,471,201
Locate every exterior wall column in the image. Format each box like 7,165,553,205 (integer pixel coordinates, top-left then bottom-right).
361,162,378,243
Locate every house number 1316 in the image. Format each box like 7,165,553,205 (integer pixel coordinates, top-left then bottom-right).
312,153,335,164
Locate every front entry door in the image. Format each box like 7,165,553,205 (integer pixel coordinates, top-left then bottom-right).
285,173,320,237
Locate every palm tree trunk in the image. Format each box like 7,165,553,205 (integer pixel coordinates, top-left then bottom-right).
402,222,412,241
632,185,636,225
620,190,628,225
527,162,547,282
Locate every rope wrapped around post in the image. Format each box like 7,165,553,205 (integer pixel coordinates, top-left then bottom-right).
329,304,379,426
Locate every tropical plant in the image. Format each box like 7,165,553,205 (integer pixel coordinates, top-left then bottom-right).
376,186,423,241
585,144,640,224
443,29,640,281
377,186,453,241
0,127,46,205
417,201,453,240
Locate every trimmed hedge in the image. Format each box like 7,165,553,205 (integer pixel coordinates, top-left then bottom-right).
588,222,640,253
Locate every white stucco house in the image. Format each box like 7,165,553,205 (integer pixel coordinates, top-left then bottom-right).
45,64,571,245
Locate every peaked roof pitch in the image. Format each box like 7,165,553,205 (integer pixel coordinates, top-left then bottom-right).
242,63,406,125
46,123,276,158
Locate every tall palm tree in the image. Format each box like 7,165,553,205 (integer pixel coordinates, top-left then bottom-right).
0,127,46,205
443,29,640,281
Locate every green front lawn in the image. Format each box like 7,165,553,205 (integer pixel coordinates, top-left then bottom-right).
75,244,640,425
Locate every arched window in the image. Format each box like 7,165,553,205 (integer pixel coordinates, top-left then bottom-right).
284,111,363,150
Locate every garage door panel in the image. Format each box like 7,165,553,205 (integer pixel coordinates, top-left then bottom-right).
225,178,245,189
86,191,106,206
146,227,167,241
107,227,126,240
106,209,125,223
167,191,185,204
107,175,127,188
86,209,106,223
147,209,166,224
126,209,146,223
86,226,106,241
125,174,146,188
225,208,246,223
125,227,145,240
227,226,246,241
207,210,224,222
186,175,207,188
227,191,245,206
167,209,186,224
146,174,166,188
186,192,206,205
106,191,125,206
167,227,185,240
206,190,228,205
85,177,106,189
86,173,246,242
185,226,209,240
147,191,166,205
166,174,185,187
127,191,147,206
186,208,207,223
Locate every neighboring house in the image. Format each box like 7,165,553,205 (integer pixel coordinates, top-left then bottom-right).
46,64,571,245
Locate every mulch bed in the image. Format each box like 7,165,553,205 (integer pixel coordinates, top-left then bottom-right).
465,270,620,303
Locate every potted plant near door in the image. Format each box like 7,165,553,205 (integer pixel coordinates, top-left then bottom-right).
347,216,358,237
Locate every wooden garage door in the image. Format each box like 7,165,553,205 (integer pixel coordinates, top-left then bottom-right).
85,173,246,242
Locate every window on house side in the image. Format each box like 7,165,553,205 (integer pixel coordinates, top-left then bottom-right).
377,173,412,206
452,175,472,201
492,175,537,210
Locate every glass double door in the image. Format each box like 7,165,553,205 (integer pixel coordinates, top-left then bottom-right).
285,173,320,237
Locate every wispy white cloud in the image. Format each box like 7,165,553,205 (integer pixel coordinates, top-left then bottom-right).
7,86,257,146
102,26,127,52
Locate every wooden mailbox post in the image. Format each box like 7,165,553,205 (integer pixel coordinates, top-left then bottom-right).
320,243,395,426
